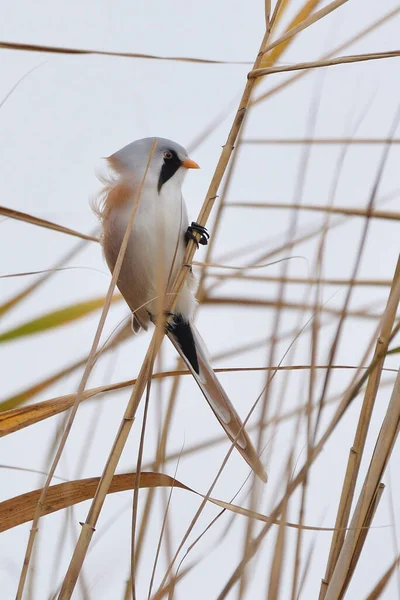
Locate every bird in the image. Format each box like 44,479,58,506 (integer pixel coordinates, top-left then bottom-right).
96,136,267,483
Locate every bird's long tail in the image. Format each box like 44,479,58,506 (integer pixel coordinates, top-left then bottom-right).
167,315,267,483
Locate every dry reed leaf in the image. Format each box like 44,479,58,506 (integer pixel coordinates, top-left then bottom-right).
244,137,400,145
0,385,122,436
0,323,132,412
364,555,400,600
0,266,106,280
0,63,45,111
1,2,398,596
0,473,188,533
0,40,252,64
208,273,392,287
0,205,98,243
6,3,394,596
203,214,355,298
0,364,370,436
190,4,398,158
204,296,380,320
225,201,400,222
0,239,90,318
0,322,276,414
150,565,193,600
187,0,322,155
262,0,347,64
257,0,321,73
205,186,400,302
0,358,101,414
295,534,319,600
0,471,365,535
214,324,399,596
250,50,400,79
0,295,122,343
201,497,341,533
252,7,400,106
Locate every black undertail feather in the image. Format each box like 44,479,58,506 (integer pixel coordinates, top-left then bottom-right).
168,314,199,374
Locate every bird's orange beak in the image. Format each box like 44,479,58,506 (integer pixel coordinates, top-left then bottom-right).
181,158,200,169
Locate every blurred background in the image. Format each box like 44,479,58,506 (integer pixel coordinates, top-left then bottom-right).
1,1,400,598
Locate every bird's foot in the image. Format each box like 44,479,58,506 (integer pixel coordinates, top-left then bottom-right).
185,222,210,248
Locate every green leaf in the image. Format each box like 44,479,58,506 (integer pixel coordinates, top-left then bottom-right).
0,295,122,343
387,346,400,355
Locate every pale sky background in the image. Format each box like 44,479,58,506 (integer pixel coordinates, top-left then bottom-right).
1,1,400,598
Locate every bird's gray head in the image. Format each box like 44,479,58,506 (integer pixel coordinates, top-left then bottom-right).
107,137,199,192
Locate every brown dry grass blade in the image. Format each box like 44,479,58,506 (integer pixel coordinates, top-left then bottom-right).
0,322,131,412
0,382,131,436
0,364,361,437
249,50,400,79
0,473,189,533
260,0,347,65
252,7,400,107
0,323,272,414
244,137,400,145
225,202,400,222
150,564,193,600
214,325,398,598
0,205,98,242
187,0,318,160
0,470,357,535
0,357,98,413
365,555,400,600
204,296,380,320
257,0,322,74
0,238,91,318
208,273,392,287
0,40,251,65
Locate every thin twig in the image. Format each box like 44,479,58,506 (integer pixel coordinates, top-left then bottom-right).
249,50,400,79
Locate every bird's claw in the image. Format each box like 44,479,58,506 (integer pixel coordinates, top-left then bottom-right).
185,222,210,248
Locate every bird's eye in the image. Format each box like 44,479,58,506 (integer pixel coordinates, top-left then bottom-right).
163,151,173,160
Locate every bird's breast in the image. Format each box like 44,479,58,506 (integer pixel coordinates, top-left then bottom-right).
101,179,190,321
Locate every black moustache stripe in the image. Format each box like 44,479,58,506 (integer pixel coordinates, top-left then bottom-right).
157,150,182,192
